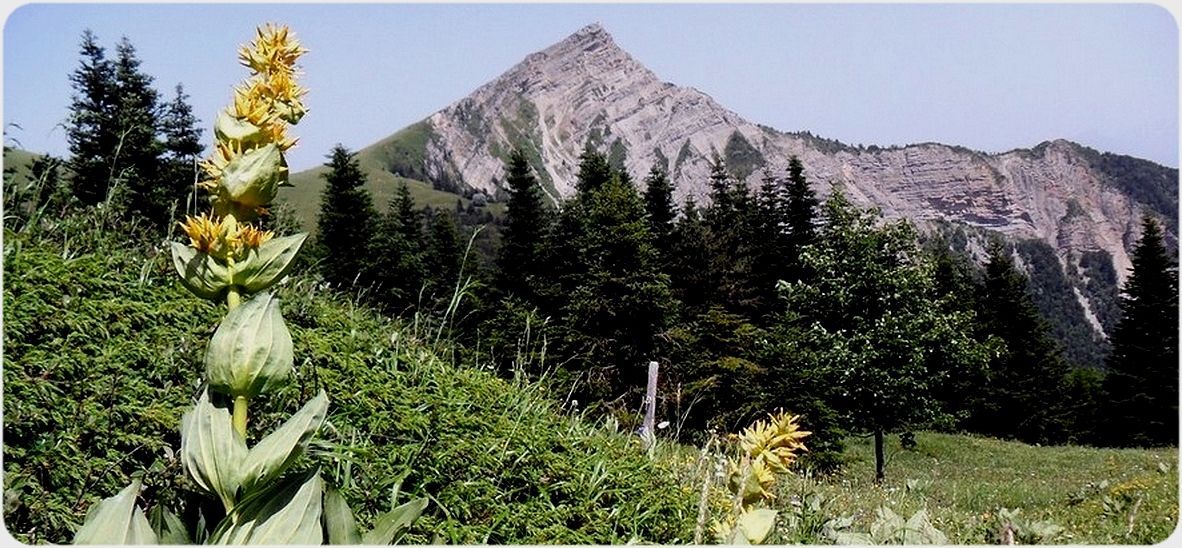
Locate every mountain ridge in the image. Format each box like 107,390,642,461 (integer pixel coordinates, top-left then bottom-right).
281,23,1178,353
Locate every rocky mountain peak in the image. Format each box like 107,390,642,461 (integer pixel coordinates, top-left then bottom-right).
348,21,1176,315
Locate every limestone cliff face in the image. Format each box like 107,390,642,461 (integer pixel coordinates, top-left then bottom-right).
357,23,1176,335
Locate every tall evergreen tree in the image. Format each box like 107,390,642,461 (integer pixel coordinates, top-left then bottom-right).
784,156,818,250
66,30,117,205
1103,217,1179,447
970,241,1073,444
424,208,464,300
558,170,673,403
750,169,791,317
159,83,204,216
497,149,549,302
642,166,677,266
370,183,425,310
316,145,378,289
110,37,167,223
703,159,760,317
668,196,714,317
575,146,612,194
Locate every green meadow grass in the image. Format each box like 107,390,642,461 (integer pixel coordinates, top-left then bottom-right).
772,431,1178,544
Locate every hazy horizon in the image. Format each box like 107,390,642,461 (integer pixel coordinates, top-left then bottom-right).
3,3,1178,170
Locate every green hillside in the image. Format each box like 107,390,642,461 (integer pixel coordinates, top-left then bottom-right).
3,147,43,187
3,207,1178,545
279,122,504,233
2,211,693,544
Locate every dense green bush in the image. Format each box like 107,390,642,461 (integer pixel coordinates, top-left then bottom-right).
3,213,696,544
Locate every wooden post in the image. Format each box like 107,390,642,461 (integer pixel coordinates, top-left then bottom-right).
643,361,659,448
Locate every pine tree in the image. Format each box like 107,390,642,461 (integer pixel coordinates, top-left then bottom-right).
159,83,204,216
575,146,612,194
497,149,549,302
971,241,1073,444
1103,217,1179,447
110,37,166,223
66,30,117,205
558,170,673,403
642,166,676,267
424,208,464,300
316,145,378,289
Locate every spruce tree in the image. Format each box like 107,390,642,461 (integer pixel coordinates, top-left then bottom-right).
66,30,117,205
668,196,714,317
497,149,548,302
642,166,676,266
159,83,204,216
575,146,612,194
784,156,818,252
370,183,425,310
971,241,1073,444
559,171,673,403
751,169,791,317
424,208,464,300
1103,217,1179,447
703,159,760,317
316,145,378,289
110,37,166,223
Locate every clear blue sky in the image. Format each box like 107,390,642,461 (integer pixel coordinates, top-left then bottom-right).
3,3,1178,171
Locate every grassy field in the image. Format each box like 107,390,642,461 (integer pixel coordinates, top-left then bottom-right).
766,431,1179,544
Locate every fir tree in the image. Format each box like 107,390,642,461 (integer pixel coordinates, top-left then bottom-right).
668,196,714,317
575,146,612,194
159,83,204,216
370,183,425,310
750,169,791,317
784,156,818,252
971,241,1073,444
703,159,760,317
497,149,549,302
424,208,464,301
66,30,117,205
642,165,676,266
1103,217,1179,447
558,171,673,403
110,37,166,223
316,145,378,289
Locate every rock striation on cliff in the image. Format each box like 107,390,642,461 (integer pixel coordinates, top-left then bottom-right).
328,23,1176,351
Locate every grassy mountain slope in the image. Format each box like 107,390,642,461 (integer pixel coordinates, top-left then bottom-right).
3,147,42,187
279,123,504,233
1,212,693,544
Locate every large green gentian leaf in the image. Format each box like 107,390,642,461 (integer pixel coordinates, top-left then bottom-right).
73,481,157,545
205,291,294,399
180,391,247,511
238,391,328,496
209,469,324,545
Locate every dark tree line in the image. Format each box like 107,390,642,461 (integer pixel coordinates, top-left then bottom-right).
60,30,203,226
315,138,1178,477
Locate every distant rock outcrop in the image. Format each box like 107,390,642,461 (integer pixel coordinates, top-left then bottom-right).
298,23,1178,349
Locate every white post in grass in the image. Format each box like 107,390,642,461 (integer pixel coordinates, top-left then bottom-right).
643,360,659,449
